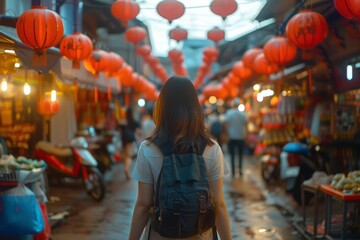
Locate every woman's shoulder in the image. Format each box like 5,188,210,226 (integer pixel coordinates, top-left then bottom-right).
139,140,162,157
203,139,221,158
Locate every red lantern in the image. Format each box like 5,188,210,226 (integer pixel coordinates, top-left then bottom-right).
16,6,64,66
37,98,60,120
125,26,147,46
227,72,242,85
253,53,279,75
286,10,328,50
210,0,238,20
107,52,124,75
169,26,188,42
334,0,360,21
144,55,159,68
207,27,225,44
60,32,93,69
263,36,297,66
118,64,134,87
111,0,140,26
242,48,262,69
203,46,219,60
84,50,110,74
232,61,253,79
136,45,151,57
157,0,185,23
168,49,183,64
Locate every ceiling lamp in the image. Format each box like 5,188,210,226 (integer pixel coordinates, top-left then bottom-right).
207,27,225,45
210,0,238,20
16,6,64,66
169,26,188,42
60,33,93,69
111,0,140,27
156,0,185,24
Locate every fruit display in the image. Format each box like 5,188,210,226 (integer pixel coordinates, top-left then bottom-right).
0,155,46,171
330,171,360,194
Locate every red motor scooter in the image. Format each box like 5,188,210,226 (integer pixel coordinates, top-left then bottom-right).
34,137,105,201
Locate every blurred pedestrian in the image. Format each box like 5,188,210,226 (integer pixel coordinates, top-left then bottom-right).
208,111,224,148
119,107,141,180
129,76,231,240
224,101,247,177
141,106,155,139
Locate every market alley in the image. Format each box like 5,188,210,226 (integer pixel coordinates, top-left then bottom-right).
48,155,304,240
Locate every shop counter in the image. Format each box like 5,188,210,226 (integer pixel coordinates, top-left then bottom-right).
319,185,360,240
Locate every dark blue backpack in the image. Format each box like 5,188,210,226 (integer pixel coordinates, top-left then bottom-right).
151,140,217,239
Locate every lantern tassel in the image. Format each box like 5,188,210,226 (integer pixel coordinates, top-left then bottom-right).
108,84,112,101
94,85,98,103
308,68,313,94
33,50,47,67
74,79,78,102
117,79,121,93
72,60,80,69
125,92,130,107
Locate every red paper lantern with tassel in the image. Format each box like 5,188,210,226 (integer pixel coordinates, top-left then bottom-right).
207,27,225,44
136,45,151,57
60,32,93,69
125,26,147,47
253,53,279,75
263,36,297,66
210,0,238,20
16,6,64,66
84,50,110,74
286,10,328,51
111,0,140,27
334,0,360,21
232,61,253,79
156,0,185,23
242,48,262,69
169,26,188,42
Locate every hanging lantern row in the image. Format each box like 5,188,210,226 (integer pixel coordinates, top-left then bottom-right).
111,0,140,27
207,27,225,46
193,46,219,89
210,0,238,20
125,26,147,47
60,33,93,69
156,0,185,24
168,49,188,77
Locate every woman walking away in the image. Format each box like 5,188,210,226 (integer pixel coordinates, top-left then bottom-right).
119,107,141,180
129,76,231,240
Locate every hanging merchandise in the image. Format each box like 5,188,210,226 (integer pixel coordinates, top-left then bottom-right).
60,33,93,69
210,0,238,20
156,0,185,24
169,26,188,42
16,6,64,66
111,0,140,27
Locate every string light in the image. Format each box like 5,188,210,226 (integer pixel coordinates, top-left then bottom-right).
51,90,57,102
1,77,7,91
23,82,31,95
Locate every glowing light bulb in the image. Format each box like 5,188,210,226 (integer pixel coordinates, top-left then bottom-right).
208,96,217,104
24,82,31,95
138,98,145,107
1,79,7,91
51,90,57,101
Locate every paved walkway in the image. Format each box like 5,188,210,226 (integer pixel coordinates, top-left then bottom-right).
48,154,304,240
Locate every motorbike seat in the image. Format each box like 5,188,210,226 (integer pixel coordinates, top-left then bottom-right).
36,141,72,157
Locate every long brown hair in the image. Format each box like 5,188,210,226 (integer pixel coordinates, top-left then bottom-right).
147,76,213,147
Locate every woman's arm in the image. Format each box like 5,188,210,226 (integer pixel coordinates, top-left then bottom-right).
211,178,232,240
129,182,153,240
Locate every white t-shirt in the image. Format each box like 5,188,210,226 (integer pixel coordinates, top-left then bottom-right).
132,140,229,240
224,109,246,140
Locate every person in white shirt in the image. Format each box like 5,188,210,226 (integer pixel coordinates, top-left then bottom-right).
129,76,231,240
224,101,247,177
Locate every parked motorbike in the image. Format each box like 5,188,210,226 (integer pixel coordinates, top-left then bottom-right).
34,137,106,201
260,154,280,183
280,142,322,205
